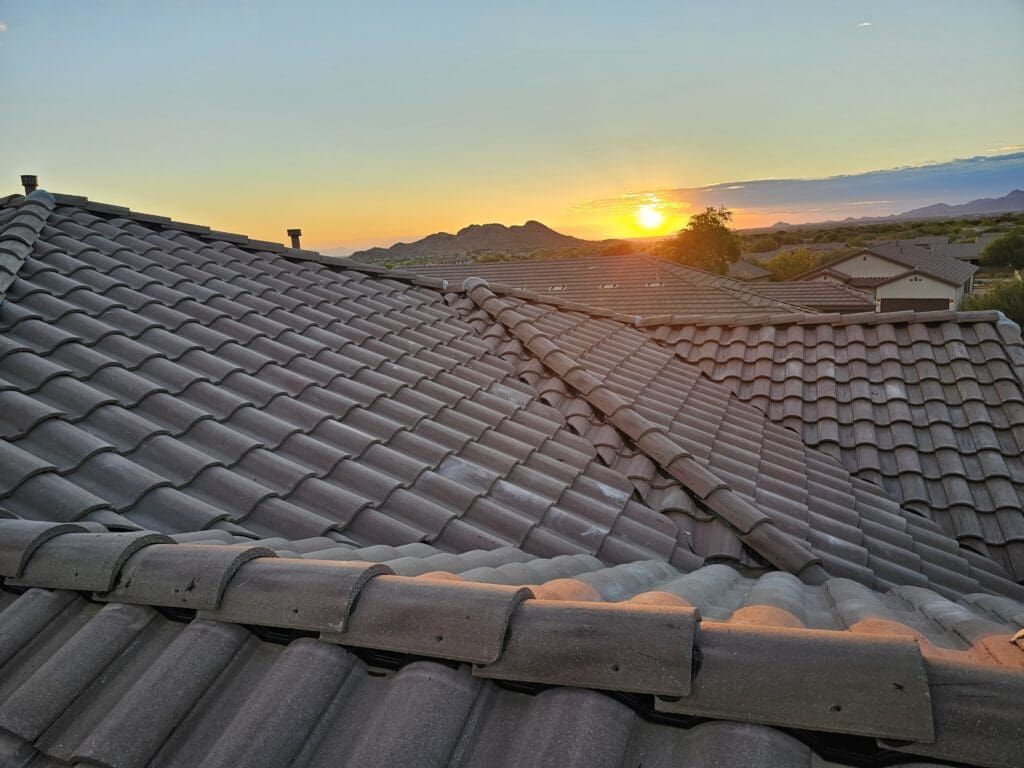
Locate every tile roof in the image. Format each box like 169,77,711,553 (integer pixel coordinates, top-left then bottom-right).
726,259,771,281
793,242,978,287
455,281,1021,600
0,523,1022,768
1,188,1023,767
413,254,808,319
651,310,1024,580
1,201,716,567
0,191,55,304
744,281,875,312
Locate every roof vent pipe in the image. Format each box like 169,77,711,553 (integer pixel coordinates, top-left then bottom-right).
21,175,38,194
287,228,302,249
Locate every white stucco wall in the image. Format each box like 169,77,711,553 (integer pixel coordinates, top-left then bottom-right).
874,273,957,307
830,252,907,278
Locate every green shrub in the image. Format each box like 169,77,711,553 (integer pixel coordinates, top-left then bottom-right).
980,228,1024,269
962,274,1024,326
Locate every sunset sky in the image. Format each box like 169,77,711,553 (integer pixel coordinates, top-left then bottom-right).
2,1,1023,252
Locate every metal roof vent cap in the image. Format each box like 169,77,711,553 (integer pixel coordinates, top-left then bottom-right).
20,175,38,194
287,228,302,249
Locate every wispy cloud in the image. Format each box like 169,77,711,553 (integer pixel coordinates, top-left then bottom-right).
857,21,872,27
570,191,689,215
571,151,1024,226
985,145,1024,154
0,21,8,33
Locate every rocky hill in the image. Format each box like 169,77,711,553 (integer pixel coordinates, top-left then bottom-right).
349,220,590,263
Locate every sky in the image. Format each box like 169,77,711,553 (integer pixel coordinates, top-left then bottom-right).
1,1,1023,253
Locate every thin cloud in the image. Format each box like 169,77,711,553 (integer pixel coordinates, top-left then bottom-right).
985,145,1024,154
570,151,1024,224
857,21,872,27
0,21,7,33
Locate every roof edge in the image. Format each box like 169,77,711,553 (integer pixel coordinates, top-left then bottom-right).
639,307,1007,330
4,523,1022,765
0,190,57,304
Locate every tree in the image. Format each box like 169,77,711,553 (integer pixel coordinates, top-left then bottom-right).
962,273,1024,326
980,228,1024,269
667,206,740,274
762,248,824,281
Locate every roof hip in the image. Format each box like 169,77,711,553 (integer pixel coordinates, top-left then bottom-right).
0,191,56,304
463,277,828,584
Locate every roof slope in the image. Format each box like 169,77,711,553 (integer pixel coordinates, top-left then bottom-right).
750,281,875,312
456,281,1020,600
726,259,771,281
1,188,1023,768
413,254,806,318
652,311,1024,580
0,198,708,569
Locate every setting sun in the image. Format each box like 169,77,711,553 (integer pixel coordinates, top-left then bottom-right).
635,204,664,230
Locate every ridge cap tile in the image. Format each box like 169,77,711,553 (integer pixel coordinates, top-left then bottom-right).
0,520,90,577
658,622,934,742
7,530,173,592
322,576,533,664
200,557,392,632
474,599,698,696
97,543,277,610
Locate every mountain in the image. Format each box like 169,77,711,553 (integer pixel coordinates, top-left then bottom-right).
349,221,589,263
897,189,1024,219
743,190,1024,232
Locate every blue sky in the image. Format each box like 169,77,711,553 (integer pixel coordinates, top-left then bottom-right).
1,1,1022,248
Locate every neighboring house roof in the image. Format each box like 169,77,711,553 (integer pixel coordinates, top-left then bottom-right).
748,281,875,312
791,242,978,287
1,187,1023,768
413,254,808,319
651,310,1024,580
726,259,770,281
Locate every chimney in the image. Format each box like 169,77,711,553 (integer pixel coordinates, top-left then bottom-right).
287,228,302,249
21,175,38,194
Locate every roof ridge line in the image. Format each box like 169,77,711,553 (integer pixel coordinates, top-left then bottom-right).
463,277,828,585
653,257,815,314
436,268,811,329
638,307,1007,329
11,519,1024,761
0,190,57,304
0,519,699,699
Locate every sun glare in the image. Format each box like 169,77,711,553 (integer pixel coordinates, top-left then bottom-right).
635,204,664,231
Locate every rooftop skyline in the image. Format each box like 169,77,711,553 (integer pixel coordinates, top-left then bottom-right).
1,1,1023,250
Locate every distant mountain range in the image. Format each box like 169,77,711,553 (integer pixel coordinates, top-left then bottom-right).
765,189,1024,230
342,189,1024,261
349,220,590,263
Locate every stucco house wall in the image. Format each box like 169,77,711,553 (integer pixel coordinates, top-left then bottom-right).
830,252,907,278
874,273,958,311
